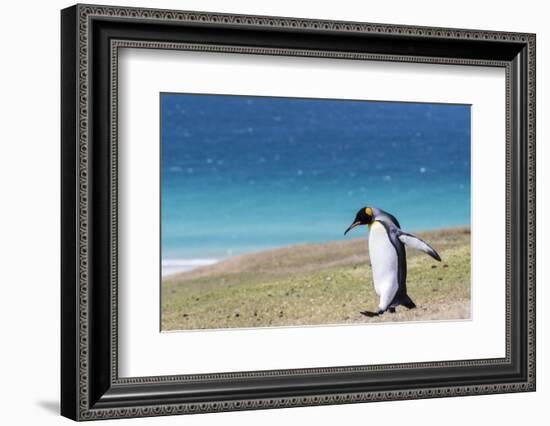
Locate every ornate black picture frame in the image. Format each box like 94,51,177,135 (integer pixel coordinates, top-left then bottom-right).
61,3,536,421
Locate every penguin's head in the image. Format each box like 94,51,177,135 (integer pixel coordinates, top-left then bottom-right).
344,207,374,235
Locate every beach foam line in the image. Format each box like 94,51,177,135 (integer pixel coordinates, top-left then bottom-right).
162,258,220,277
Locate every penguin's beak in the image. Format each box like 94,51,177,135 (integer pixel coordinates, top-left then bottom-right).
344,221,361,235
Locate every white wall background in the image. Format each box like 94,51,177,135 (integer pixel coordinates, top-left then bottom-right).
0,0,546,424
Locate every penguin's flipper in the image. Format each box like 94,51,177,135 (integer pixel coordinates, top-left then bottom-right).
397,232,442,261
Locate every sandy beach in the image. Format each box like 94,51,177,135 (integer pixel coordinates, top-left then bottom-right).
161,226,471,331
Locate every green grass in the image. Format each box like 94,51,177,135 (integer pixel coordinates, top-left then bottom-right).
162,227,471,331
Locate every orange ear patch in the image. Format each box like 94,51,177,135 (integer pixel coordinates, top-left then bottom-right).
365,207,373,216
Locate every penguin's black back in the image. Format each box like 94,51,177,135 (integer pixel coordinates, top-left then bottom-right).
373,207,402,229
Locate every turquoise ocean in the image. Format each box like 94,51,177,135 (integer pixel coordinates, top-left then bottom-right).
161,94,470,275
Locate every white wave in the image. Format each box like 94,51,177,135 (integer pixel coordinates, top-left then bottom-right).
162,258,220,277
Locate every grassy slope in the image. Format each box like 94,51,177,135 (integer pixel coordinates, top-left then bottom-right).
162,227,470,331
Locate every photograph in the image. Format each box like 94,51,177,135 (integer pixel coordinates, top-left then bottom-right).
59,3,536,420
160,94,471,331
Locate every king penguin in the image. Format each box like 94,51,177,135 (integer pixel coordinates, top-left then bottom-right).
344,207,441,317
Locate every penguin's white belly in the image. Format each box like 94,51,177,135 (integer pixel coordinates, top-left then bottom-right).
368,222,399,301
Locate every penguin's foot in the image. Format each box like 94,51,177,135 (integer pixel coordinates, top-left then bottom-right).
360,310,379,317
388,307,396,314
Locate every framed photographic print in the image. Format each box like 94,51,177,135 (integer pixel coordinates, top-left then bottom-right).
61,4,536,421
